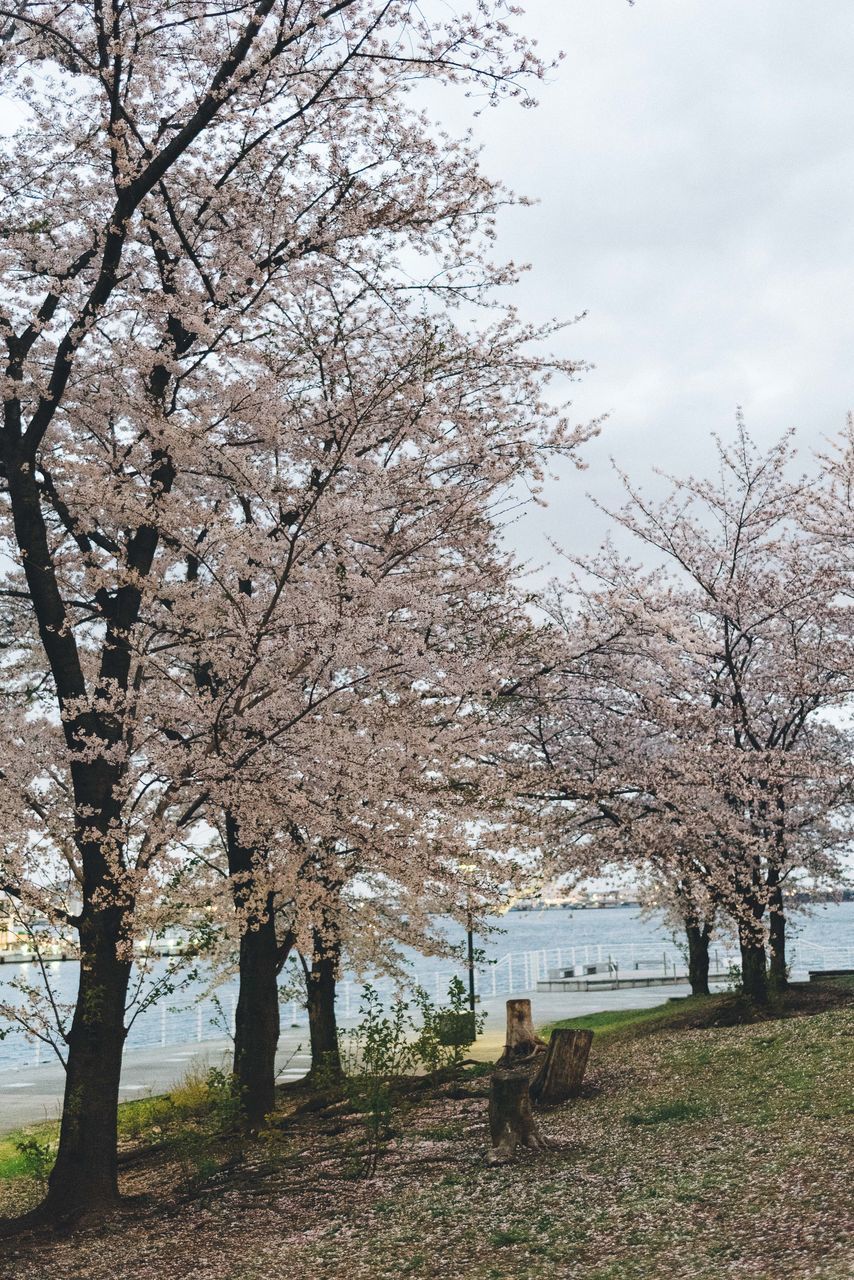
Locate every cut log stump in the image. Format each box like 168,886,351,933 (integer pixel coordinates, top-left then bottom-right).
495,999,548,1068
487,1070,549,1163
530,1028,593,1106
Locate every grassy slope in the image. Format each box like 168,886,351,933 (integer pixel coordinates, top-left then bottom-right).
543,975,854,1040
327,996,853,1280
3,984,852,1280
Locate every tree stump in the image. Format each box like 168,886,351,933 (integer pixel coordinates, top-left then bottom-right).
495,999,548,1067
487,1070,549,1162
530,1028,593,1106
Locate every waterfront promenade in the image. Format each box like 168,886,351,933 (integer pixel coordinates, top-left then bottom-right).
0,977,717,1131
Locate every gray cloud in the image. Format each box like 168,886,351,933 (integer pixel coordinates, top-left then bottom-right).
454,0,854,569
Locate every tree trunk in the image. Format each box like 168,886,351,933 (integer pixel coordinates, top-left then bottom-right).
306,929,342,1084
530,1029,593,1106
686,920,711,996
767,872,788,992
738,925,768,1004
226,814,280,1127
487,1071,548,1162
495,999,547,1067
39,912,131,1221
1,326,179,1232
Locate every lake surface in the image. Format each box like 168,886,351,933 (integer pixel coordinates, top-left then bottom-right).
1,901,851,1071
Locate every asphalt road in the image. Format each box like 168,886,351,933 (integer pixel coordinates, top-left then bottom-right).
0,979,710,1132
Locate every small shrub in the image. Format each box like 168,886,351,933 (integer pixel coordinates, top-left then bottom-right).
342,985,416,1176
115,1065,244,1194
342,977,486,1175
118,1094,178,1141
202,1066,244,1134
174,1142,222,1195
305,1049,344,1093
171,1063,221,1117
172,1069,245,1196
15,1136,56,1183
413,976,485,1073
117,1063,229,1143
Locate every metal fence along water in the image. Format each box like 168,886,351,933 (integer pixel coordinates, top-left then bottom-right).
2,922,851,1071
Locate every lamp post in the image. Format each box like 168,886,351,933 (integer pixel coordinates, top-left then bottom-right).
466,906,476,1016
458,861,479,1017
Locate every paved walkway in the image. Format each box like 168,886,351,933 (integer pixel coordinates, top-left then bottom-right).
0,980,713,1132
469,979,713,1060
0,1032,314,1133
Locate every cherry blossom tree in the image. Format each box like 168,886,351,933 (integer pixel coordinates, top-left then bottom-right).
149,277,588,1120
635,866,719,996
529,427,854,1003
0,0,567,1224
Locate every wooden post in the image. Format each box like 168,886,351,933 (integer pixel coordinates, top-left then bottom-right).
530,1029,593,1106
495,998,548,1067
487,1071,548,1162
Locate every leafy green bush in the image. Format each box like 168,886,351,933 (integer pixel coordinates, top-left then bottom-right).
117,1062,227,1142
15,1135,56,1183
342,985,415,1174
171,1068,245,1196
413,976,484,1072
341,977,486,1175
118,1093,179,1141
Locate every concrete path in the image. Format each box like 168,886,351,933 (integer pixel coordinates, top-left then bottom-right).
0,979,712,1132
0,1031,314,1133
470,978,710,1060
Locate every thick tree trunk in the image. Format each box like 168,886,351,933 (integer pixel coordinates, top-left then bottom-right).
738,926,768,1004
4,452,139,1223
686,921,711,996
767,872,788,992
495,999,547,1067
530,1029,593,1106
487,1071,548,1162
233,911,280,1125
734,860,769,1005
2,319,179,1231
40,913,131,1221
226,814,280,1127
306,929,342,1084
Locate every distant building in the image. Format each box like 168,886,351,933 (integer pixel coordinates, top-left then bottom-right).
0,892,77,956
0,895,29,952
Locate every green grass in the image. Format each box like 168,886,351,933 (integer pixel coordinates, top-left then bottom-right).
0,1063,226,1185
0,1124,58,1181
0,1135,33,1181
542,977,854,1044
541,994,707,1040
115,1063,216,1141
624,1097,713,1126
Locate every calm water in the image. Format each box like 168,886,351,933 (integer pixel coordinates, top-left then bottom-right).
1,901,851,1071
472,899,854,955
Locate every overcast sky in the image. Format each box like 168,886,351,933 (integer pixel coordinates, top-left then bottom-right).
3,2,852,576
446,0,854,574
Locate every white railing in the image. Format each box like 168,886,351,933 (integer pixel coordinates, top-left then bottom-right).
2,936,852,1071
787,939,854,971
